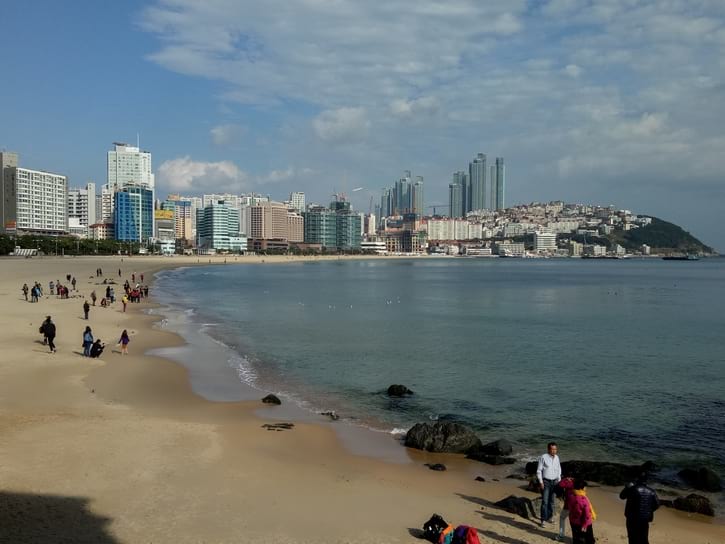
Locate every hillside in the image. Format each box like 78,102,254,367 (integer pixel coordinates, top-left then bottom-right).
610,217,715,255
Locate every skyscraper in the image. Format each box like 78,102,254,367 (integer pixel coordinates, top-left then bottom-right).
68,182,96,237
114,184,153,242
107,143,154,191
449,181,463,219
469,153,487,212
452,171,468,217
394,171,412,214
412,176,424,215
289,191,305,213
495,157,505,210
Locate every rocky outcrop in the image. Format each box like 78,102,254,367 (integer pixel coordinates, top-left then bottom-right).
678,467,722,492
466,439,515,465
559,460,657,486
672,494,714,517
261,394,281,405
404,422,482,453
425,463,447,471
387,384,414,397
494,496,536,520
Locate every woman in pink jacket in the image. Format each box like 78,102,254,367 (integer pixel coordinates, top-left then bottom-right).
566,479,596,544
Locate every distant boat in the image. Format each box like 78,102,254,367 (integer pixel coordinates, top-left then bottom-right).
662,255,699,261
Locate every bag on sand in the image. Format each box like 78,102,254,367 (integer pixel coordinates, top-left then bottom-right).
452,525,481,544
423,514,449,543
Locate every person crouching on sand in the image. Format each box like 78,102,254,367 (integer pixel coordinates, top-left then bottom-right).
90,339,105,358
567,479,596,544
118,330,130,355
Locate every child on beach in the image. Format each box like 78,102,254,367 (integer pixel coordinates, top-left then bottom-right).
567,479,596,544
118,330,130,355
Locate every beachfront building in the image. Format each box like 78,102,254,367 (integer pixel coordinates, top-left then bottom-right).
68,182,96,238
114,185,153,243
0,152,68,236
196,202,246,253
534,231,557,253
107,142,154,191
494,241,525,256
303,201,362,251
289,191,305,213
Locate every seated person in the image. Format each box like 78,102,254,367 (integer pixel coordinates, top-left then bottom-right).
89,340,105,358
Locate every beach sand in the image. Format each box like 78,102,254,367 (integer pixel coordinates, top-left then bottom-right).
0,255,722,543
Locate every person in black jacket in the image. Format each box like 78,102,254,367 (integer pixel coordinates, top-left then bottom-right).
619,473,659,544
40,316,57,353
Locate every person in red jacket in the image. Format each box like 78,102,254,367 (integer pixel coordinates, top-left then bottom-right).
566,479,596,544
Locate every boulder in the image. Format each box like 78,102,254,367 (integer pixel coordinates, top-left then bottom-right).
475,476,486,482
678,467,722,492
426,463,447,471
559,460,657,486
482,439,513,456
494,496,536,520
387,384,414,397
466,452,516,465
404,422,482,454
672,494,714,517
261,394,281,405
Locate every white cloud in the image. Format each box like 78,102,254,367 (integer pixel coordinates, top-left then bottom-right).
390,96,439,118
210,124,246,146
564,64,582,78
312,107,370,143
158,156,249,193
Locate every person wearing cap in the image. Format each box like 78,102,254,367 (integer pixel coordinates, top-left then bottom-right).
536,441,562,527
619,473,660,544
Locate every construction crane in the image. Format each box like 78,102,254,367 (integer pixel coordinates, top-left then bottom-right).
426,204,450,216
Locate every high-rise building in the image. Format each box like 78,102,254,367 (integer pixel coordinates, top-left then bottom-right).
394,171,412,215
107,143,154,191
412,176,424,215
114,185,153,242
449,177,463,219
1,152,68,235
289,191,305,213
495,157,505,210
469,153,487,212
196,202,245,252
248,201,290,241
380,187,393,218
303,201,362,250
68,182,96,238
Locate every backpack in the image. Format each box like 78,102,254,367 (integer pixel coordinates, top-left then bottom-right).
452,525,481,544
423,514,449,543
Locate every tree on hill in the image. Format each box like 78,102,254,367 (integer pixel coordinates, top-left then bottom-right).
615,217,714,254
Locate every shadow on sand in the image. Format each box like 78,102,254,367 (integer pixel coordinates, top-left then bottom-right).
456,493,549,542
0,491,118,544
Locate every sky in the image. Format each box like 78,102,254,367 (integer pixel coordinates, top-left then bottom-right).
1,0,724,250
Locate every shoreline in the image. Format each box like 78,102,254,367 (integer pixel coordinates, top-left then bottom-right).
1,255,722,543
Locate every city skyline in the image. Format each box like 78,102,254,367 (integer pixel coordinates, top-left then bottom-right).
1,2,724,250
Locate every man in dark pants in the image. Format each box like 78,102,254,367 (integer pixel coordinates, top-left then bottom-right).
619,473,659,544
536,442,562,527
83,300,90,319
41,316,57,353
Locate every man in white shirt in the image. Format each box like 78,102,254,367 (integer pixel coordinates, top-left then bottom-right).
536,442,562,527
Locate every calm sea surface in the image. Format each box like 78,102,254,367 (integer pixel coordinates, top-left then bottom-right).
155,258,725,475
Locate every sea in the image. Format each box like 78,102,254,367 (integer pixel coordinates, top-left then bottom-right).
151,257,725,484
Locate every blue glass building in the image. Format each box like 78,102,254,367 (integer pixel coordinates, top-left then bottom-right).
114,185,153,242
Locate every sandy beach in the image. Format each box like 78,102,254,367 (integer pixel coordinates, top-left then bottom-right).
0,255,722,543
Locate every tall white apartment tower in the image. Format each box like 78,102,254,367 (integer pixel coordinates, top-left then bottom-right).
290,191,305,213
68,182,96,237
107,142,154,191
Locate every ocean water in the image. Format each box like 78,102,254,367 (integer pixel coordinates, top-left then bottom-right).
154,258,725,478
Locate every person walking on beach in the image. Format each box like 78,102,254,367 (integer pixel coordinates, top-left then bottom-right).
83,300,90,320
620,473,659,544
41,316,57,353
537,442,562,527
82,326,94,357
22,283,29,301
49,280,55,295
71,277,77,291
118,330,130,355
91,290,97,306
567,479,596,544
118,268,122,278
40,316,51,345
121,294,128,312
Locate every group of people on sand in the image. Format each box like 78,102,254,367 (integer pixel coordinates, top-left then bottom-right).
536,442,660,544
28,266,140,358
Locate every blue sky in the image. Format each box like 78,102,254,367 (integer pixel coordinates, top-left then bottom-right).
1,1,724,250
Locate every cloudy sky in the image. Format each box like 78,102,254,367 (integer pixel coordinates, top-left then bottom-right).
2,1,724,249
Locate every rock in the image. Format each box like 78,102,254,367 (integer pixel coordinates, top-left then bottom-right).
475,476,486,482
387,384,414,397
525,461,538,475
261,394,281,405
482,439,514,456
466,452,516,465
673,494,714,517
320,410,340,421
494,496,536,520
426,463,447,471
678,467,722,492
404,422,482,454
559,460,657,486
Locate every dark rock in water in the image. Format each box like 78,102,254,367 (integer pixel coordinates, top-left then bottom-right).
673,494,714,516
560,460,657,486
481,439,514,456
387,384,414,397
494,496,536,520
261,394,281,405
320,410,340,421
466,452,516,465
475,476,486,482
426,463,447,471
678,467,722,492
404,422,482,454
